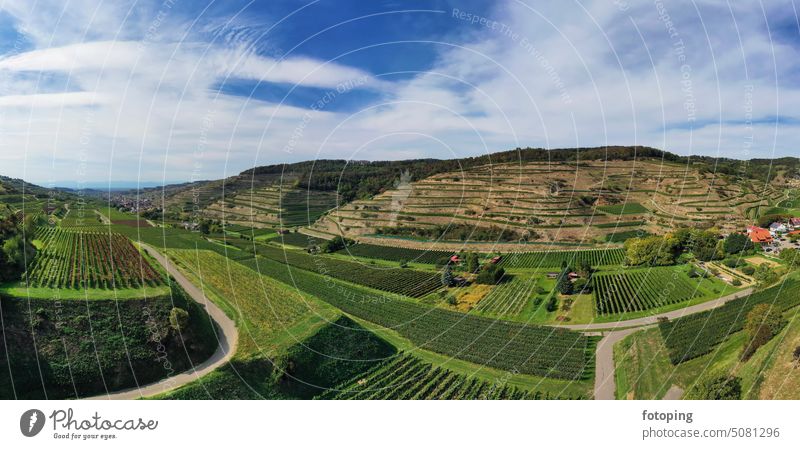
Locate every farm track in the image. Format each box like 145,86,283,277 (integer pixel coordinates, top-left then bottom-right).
559,287,753,400
85,244,238,400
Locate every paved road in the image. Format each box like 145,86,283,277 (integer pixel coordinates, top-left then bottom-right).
593,327,645,400
556,287,754,332
585,288,753,399
85,244,238,400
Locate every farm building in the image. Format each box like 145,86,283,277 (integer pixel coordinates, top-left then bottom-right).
449,255,461,264
747,226,774,244
769,222,787,234
490,256,502,264
791,218,800,228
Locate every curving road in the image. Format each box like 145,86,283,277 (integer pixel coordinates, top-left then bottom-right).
83,245,750,400
584,288,753,399
556,287,753,332
85,244,238,400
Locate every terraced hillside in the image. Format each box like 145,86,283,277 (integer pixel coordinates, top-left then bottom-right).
310,159,783,248
202,184,338,228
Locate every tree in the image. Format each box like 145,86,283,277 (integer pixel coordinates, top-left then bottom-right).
753,263,779,288
793,346,800,367
466,252,479,273
698,376,742,400
741,265,755,276
692,229,722,261
624,235,679,266
545,296,558,312
555,267,573,295
573,278,590,294
741,303,785,360
321,236,354,253
577,260,593,277
169,307,190,331
779,248,800,270
475,264,505,285
724,233,753,254
441,264,454,287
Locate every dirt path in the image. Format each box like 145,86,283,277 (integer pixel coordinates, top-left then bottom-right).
663,385,684,400
85,244,238,400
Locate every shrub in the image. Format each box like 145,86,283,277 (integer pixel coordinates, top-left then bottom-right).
169,307,189,331
545,296,558,312
731,279,742,287
322,236,355,253
475,264,505,285
741,265,755,276
698,376,742,400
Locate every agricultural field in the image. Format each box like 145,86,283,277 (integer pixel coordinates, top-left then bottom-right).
335,242,454,264
473,274,549,317
500,248,625,269
202,183,339,228
230,240,442,298
310,160,782,248
597,202,648,215
320,353,575,399
24,227,164,289
659,278,800,364
216,250,593,379
593,267,701,315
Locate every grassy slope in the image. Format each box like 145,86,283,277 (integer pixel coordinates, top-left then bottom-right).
347,315,594,399
614,305,800,399
160,248,593,399
0,284,217,399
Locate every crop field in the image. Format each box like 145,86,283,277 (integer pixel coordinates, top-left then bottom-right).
474,275,544,317
500,248,625,269
268,232,323,248
659,278,800,363
593,268,699,315
321,353,576,399
233,241,442,298
25,228,164,289
168,249,319,356
337,243,454,264
227,251,591,379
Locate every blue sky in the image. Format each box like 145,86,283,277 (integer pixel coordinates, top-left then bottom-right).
0,0,798,185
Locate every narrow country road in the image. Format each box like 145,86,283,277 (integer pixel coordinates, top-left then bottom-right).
556,287,754,331
593,327,650,400
573,288,753,399
85,244,238,400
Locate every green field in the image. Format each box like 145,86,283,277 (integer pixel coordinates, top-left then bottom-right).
25,227,164,289
659,278,800,364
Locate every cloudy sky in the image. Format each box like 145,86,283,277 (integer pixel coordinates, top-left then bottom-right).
0,0,798,186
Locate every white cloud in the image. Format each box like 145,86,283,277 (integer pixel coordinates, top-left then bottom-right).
0,0,798,185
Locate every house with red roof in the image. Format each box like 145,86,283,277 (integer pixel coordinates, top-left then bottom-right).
746,226,773,244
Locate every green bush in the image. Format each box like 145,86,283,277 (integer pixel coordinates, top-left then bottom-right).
169,307,189,331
